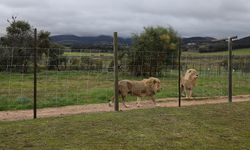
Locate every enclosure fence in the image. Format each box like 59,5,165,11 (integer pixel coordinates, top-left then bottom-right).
0,31,249,119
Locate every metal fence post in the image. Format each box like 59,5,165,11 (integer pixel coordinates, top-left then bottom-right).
228,36,237,103
33,28,37,118
213,36,237,103
228,37,232,103
113,32,119,111
178,38,181,107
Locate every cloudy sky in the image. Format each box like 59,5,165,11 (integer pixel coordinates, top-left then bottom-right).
0,0,250,38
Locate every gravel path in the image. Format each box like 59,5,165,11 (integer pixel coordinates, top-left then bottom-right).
1,95,250,121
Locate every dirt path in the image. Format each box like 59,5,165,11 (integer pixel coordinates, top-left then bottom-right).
1,95,250,121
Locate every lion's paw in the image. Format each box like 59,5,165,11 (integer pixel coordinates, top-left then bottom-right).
137,104,143,107
155,104,160,107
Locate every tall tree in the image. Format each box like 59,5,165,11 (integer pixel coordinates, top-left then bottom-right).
0,17,52,72
3,16,33,47
128,26,179,76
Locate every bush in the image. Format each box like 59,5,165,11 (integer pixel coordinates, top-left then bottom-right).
127,26,179,76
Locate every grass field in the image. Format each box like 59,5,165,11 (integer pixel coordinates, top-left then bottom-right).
0,70,249,111
0,48,249,111
64,48,250,57
0,101,249,149
182,48,250,56
64,52,113,57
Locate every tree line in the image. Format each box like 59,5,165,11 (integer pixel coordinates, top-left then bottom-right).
0,17,180,76
0,16,65,72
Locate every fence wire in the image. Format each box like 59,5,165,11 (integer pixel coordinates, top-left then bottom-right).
0,46,249,113
0,47,114,111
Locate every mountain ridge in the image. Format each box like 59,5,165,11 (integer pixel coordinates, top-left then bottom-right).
50,34,132,45
50,34,250,51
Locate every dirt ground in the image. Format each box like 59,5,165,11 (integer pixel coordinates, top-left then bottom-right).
1,95,250,121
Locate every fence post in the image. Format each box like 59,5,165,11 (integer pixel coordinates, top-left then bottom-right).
33,28,37,119
228,37,232,103
113,32,119,111
178,38,181,107
228,36,237,103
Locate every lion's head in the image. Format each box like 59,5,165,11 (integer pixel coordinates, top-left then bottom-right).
184,69,198,81
144,77,161,93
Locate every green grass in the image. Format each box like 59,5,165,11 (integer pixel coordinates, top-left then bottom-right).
0,101,250,149
183,48,250,56
64,52,113,57
64,48,250,57
0,70,250,111
0,71,114,110
0,48,249,111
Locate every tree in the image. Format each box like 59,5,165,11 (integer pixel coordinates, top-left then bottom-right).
0,16,52,72
38,30,50,48
127,26,179,76
3,16,33,47
47,43,67,71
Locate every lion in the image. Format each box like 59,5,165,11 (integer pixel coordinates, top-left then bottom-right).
180,69,198,99
109,77,161,108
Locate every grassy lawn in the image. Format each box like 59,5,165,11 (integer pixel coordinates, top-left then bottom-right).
0,71,115,110
0,48,249,111
65,48,250,57
0,70,249,111
64,52,113,57
182,48,250,56
0,101,250,149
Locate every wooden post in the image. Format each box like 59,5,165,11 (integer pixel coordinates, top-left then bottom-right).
33,28,37,118
178,38,181,107
113,32,119,111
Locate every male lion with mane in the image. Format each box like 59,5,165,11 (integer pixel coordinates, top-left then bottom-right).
181,69,198,99
109,77,161,108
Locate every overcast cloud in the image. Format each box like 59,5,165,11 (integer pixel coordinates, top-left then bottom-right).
0,0,250,38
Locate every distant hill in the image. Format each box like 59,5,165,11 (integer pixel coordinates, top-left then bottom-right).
234,36,250,49
50,35,217,48
182,36,250,52
50,34,250,52
50,35,132,46
182,37,216,44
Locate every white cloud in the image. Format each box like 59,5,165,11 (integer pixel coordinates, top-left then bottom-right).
0,0,250,38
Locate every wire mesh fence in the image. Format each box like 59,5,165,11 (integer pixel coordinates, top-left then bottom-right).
0,47,34,110
117,50,179,101
232,55,250,96
117,50,250,101
0,43,249,115
181,55,228,97
0,47,114,111
37,48,115,110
